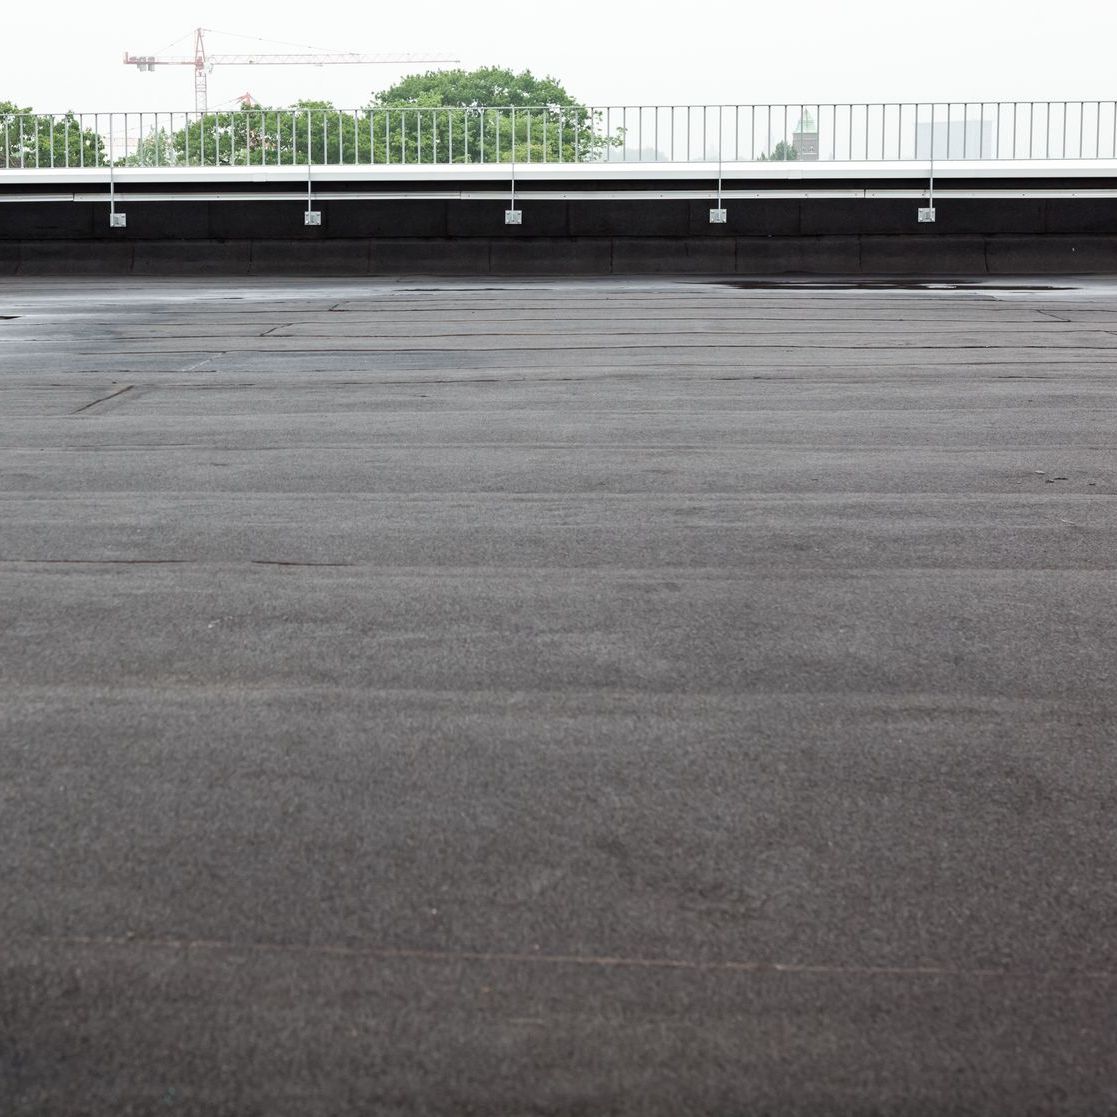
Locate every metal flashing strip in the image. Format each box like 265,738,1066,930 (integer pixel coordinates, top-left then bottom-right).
2,188,1117,204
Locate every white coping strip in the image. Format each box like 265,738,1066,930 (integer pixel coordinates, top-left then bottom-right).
2,159,1117,186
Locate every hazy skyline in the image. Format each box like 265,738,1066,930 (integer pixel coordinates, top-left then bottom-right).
5,0,1115,113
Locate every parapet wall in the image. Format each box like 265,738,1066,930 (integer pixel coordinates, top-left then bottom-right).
2,165,1115,274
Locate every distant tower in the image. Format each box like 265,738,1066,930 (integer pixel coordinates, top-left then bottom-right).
792,110,819,160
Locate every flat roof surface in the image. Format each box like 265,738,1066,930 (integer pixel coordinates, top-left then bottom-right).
2,275,1116,1115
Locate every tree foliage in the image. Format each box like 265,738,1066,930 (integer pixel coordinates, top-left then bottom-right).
367,67,616,163
1,101,104,167
759,140,798,161
374,66,576,109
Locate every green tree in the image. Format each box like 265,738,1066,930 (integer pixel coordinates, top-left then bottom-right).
120,101,368,168
121,105,286,167
374,66,580,109
759,140,798,162
122,125,174,167
367,66,619,163
1,102,104,168
133,72,619,167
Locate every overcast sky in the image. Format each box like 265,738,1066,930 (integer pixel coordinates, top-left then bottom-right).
4,0,1114,113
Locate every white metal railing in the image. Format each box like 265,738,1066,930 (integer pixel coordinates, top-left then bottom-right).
3,102,1117,170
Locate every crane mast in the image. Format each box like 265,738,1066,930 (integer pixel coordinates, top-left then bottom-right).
194,28,207,115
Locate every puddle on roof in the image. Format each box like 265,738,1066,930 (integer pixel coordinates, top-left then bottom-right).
715,280,1070,292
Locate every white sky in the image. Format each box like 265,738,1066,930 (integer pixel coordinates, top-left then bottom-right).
5,0,1115,113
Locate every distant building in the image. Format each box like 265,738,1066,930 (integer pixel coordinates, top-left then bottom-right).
915,119,993,160
792,110,819,160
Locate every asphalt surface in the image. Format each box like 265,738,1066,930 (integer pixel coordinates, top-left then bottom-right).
2,275,1116,1116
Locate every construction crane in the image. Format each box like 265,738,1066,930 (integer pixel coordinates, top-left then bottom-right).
125,28,458,113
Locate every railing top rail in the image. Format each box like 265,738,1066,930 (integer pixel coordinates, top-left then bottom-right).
5,99,1117,114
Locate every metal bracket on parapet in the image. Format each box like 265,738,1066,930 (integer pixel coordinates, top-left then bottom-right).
918,144,936,222
710,141,726,223
304,163,321,226
108,127,126,229
505,152,521,224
